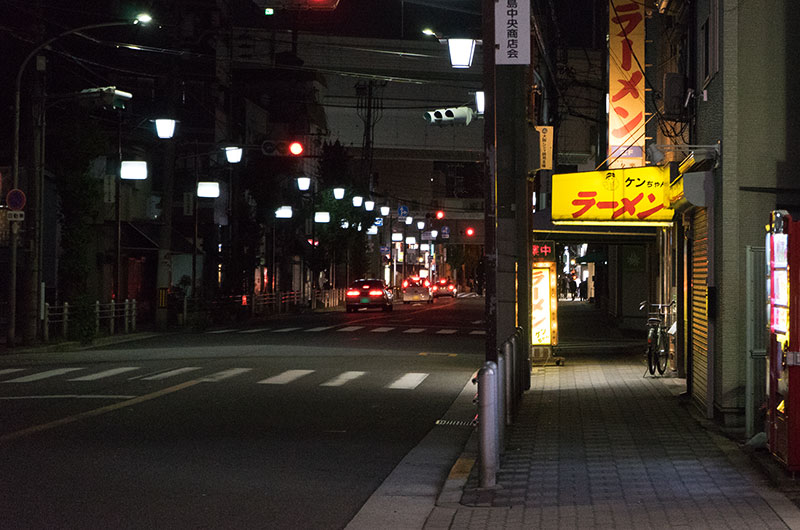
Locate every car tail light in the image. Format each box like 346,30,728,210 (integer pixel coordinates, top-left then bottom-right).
368,290,383,297
346,289,360,297
448,285,455,291
402,280,408,288
424,279,430,287
432,285,439,291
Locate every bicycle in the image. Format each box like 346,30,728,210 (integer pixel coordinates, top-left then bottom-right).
639,300,674,375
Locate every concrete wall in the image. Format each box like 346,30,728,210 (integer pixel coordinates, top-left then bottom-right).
705,0,798,424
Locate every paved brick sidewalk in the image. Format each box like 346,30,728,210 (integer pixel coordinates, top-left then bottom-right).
426,305,800,529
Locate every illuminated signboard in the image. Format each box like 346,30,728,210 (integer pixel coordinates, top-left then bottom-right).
552,166,673,226
531,263,558,346
532,240,556,261
608,0,646,168
768,232,789,337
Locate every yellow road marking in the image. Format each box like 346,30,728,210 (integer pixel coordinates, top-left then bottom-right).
0,379,201,444
447,456,475,480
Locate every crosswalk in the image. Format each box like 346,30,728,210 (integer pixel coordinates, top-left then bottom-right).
0,365,437,390
200,324,485,336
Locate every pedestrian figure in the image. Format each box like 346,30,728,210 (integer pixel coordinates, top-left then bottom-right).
569,278,577,300
579,280,588,301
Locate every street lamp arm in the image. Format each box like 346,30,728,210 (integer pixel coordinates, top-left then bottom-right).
12,20,142,188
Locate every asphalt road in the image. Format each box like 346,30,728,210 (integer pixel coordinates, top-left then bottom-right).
0,296,484,529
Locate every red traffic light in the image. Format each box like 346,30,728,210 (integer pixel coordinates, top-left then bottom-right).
288,141,304,156
435,210,445,219
465,227,475,237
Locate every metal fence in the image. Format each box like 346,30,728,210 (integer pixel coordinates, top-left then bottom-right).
174,289,346,328
44,299,137,342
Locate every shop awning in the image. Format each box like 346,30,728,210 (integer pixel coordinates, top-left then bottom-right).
669,171,714,212
668,147,718,212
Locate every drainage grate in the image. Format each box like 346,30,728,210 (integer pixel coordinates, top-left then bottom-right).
436,419,474,427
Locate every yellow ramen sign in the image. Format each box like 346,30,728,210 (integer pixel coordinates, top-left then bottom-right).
552,166,674,226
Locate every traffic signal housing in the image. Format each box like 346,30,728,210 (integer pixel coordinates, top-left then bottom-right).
261,140,305,157
256,0,340,10
423,106,476,126
465,227,475,237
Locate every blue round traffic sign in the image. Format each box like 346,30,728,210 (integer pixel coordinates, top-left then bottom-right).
6,189,26,211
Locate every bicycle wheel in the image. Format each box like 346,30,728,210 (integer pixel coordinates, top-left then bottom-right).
646,329,656,375
655,329,669,374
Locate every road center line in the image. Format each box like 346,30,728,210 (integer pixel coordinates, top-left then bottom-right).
0,380,201,444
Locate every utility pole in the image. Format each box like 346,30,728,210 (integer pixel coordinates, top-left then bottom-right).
482,0,498,362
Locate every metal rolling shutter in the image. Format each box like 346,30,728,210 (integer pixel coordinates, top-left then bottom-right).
690,208,709,413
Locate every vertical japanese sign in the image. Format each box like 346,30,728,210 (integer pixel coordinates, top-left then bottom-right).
534,126,553,170
608,1,645,168
495,0,530,65
531,263,558,346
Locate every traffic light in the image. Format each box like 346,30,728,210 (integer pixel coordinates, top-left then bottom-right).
261,140,305,157
256,0,340,10
435,210,445,220
465,227,475,237
423,106,476,126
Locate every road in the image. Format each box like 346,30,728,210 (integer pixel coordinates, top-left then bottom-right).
0,296,484,529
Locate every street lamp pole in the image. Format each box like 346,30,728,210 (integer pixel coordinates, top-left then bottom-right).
7,17,149,345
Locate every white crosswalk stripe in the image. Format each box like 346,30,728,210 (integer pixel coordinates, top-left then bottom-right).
3,368,84,383
320,371,366,387
258,370,315,385
271,327,302,333
0,366,439,391
68,367,140,381
200,368,252,382
387,373,429,390
207,329,236,334
403,328,425,334
139,367,202,380
0,368,26,376
338,326,364,332
239,328,270,334
305,326,336,332
469,330,486,335
371,327,394,333
436,329,458,335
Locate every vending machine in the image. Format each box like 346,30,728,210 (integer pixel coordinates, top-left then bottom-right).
767,210,800,470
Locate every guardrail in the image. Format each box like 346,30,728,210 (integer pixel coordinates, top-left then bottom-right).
476,327,530,488
175,289,346,328
44,299,137,342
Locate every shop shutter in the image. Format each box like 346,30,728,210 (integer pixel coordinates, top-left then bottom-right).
690,208,710,414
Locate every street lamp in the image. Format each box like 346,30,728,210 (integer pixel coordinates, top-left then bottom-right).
333,187,345,200
380,205,390,216
352,195,363,207
154,119,177,139
7,13,152,344
223,146,243,164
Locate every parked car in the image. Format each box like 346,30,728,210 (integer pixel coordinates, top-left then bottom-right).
432,277,457,298
402,276,433,304
345,279,393,312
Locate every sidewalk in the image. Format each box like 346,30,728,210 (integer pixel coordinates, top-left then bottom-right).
426,302,800,529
